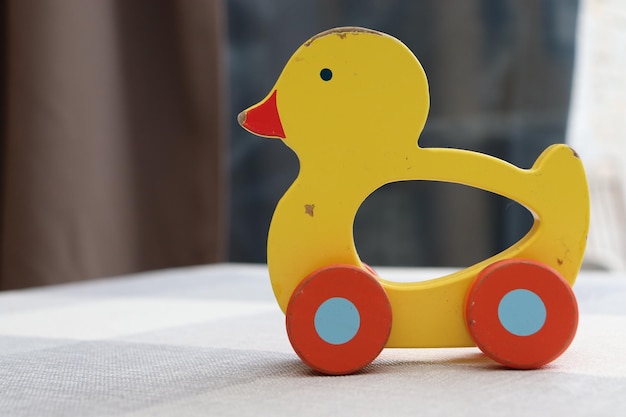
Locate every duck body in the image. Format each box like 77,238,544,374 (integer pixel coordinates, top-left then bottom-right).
268,142,587,348
240,27,589,372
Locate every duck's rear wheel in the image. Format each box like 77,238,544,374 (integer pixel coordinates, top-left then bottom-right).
465,259,578,369
286,265,392,375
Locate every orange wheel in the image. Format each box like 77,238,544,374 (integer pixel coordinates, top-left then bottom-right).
465,259,578,369
286,265,392,375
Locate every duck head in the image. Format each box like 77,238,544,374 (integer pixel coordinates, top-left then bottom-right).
239,27,430,161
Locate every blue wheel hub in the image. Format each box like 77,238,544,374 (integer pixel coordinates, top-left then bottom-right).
314,297,361,345
498,289,547,336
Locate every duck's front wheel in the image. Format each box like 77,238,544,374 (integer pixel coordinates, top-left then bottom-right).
465,259,578,369
286,265,392,375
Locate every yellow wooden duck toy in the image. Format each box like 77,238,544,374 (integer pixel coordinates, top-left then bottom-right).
238,27,590,375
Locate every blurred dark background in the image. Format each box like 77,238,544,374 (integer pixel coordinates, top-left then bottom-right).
0,0,579,289
228,0,578,267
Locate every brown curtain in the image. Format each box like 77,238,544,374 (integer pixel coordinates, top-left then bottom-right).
1,0,227,289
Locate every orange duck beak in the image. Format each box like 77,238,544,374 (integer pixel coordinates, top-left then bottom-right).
238,90,286,139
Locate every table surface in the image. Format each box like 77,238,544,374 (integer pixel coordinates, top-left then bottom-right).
1,264,625,417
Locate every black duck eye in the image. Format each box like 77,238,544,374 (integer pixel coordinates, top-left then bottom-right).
320,68,333,81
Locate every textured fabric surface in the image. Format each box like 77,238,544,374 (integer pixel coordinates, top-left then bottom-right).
0,264,625,416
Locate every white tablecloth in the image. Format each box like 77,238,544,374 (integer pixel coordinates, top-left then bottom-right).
1,264,625,416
